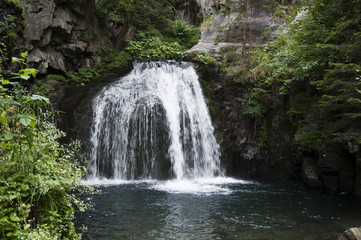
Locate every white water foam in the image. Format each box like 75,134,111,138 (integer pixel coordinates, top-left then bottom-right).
151,177,254,195
84,177,255,195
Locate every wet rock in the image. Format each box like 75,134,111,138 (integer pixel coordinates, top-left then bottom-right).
302,157,322,188
178,0,200,26
338,227,361,240
195,0,222,16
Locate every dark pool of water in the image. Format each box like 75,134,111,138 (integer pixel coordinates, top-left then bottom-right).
75,179,361,240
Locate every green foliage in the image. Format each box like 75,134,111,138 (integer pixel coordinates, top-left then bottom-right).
239,98,265,118
96,1,198,61
64,68,100,86
0,12,24,71
248,0,361,147
4,0,23,10
11,51,38,82
193,51,217,65
78,30,98,43
125,37,183,60
98,46,132,69
96,0,176,29
162,20,199,50
124,19,199,61
0,53,91,239
34,81,55,97
47,74,67,83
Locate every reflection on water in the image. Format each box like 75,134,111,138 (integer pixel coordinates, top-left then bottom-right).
75,179,361,240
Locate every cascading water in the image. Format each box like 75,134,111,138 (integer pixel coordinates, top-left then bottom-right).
88,61,223,181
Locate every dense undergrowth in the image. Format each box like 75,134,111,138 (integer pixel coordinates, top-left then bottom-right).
97,0,199,61
247,0,361,149
0,53,91,239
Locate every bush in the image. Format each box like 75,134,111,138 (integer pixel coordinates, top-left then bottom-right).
0,53,91,239
125,37,183,60
193,51,217,65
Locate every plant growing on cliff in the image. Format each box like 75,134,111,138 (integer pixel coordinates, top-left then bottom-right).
4,0,23,10
124,19,199,61
162,20,200,50
125,37,183,60
193,51,217,65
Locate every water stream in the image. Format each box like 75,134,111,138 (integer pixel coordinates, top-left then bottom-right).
78,62,361,239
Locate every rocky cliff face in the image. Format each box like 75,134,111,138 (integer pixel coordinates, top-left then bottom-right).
23,0,105,74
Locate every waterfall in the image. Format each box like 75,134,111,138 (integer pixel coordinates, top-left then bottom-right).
88,61,223,180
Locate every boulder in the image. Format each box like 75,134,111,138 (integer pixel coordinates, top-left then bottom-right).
338,227,361,240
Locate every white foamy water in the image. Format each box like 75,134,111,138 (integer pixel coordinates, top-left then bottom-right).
88,61,223,181
84,177,253,195
151,177,254,195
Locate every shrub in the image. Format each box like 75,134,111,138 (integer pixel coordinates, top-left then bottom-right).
0,53,91,239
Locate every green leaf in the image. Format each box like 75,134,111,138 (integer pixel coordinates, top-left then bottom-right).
21,51,28,59
1,80,10,85
2,133,19,140
19,68,38,78
11,57,24,64
18,114,37,127
0,116,6,123
24,224,31,230
10,213,20,222
22,129,35,138
1,99,21,106
28,94,50,104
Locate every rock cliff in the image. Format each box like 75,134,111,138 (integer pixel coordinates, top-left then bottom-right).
23,0,105,74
